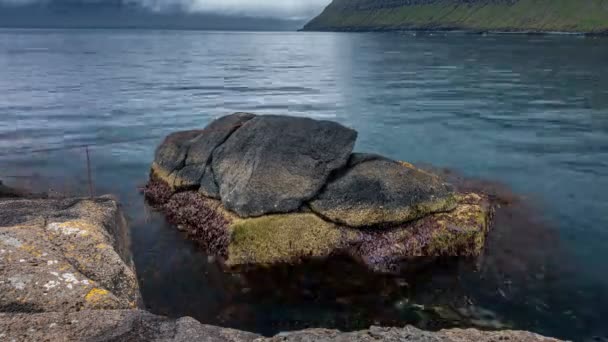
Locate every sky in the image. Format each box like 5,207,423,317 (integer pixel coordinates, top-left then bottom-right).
0,0,333,19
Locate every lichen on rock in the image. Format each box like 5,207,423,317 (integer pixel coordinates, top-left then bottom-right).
309,153,458,227
0,195,142,313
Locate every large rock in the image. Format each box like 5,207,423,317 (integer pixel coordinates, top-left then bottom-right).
146,179,492,273
150,114,358,217
309,154,458,227
0,196,141,313
145,113,495,272
0,310,562,341
212,115,357,217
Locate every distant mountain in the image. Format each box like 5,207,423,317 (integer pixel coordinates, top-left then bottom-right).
0,1,306,31
303,0,608,34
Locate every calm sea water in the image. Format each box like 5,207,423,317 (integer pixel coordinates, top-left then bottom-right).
1,29,608,340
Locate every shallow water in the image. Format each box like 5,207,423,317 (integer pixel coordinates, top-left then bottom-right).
1,29,607,340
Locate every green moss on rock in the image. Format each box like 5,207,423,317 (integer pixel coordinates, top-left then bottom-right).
227,213,356,266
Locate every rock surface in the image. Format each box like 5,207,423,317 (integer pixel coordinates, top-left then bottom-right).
152,114,358,217
310,154,458,227
153,130,205,186
0,310,563,341
0,196,141,313
146,113,494,273
212,115,357,217
267,325,563,342
174,112,256,191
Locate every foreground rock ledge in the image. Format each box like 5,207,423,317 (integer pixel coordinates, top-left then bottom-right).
145,113,494,273
0,195,142,312
0,184,561,341
0,310,563,342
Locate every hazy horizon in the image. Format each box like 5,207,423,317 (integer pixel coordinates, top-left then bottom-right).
0,0,332,30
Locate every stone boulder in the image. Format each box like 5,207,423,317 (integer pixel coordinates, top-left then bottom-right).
146,113,494,273
0,310,562,342
152,113,358,217
0,195,141,313
212,115,357,217
309,154,458,227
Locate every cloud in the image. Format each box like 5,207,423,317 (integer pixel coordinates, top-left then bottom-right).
0,0,332,19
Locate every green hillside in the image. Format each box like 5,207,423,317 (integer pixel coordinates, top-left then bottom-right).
303,0,608,33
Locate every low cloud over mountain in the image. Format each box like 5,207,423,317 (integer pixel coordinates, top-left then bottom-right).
0,0,331,30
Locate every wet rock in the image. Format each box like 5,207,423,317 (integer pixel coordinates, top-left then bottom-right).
212,115,357,217
309,154,458,227
226,211,356,266
355,193,493,273
0,196,141,313
0,310,563,342
146,181,492,272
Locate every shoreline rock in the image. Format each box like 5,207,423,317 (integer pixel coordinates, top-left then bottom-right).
0,309,563,341
0,194,142,313
145,113,494,273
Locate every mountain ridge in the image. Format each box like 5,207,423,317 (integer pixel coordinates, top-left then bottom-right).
303,0,608,34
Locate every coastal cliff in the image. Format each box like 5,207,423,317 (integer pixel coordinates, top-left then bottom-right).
303,0,608,34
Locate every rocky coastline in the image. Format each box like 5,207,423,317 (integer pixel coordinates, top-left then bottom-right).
0,115,563,341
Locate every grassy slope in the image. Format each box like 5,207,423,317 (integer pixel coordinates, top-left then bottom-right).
304,0,608,33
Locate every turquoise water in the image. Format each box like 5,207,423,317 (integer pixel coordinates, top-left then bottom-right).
1,29,607,340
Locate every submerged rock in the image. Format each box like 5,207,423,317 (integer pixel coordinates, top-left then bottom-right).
309,154,458,227
0,310,562,341
0,196,141,312
145,113,495,273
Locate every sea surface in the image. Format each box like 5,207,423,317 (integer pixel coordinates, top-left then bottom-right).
1,29,607,341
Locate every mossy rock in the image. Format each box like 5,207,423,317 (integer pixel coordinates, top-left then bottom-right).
226,213,358,266
309,154,458,228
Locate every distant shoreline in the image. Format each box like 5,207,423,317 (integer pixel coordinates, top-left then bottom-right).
299,27,608,37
